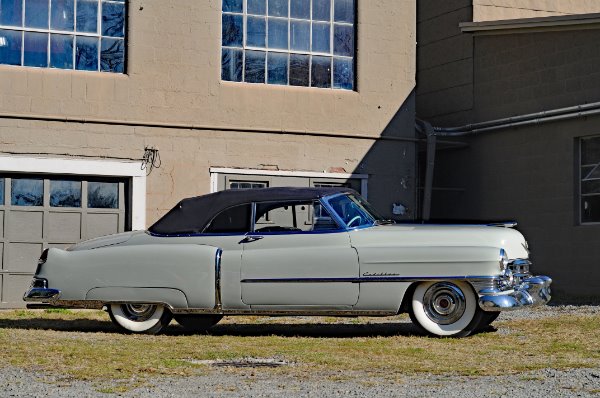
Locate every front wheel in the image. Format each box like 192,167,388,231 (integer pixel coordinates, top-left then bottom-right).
108,303,172,334
409,281,485,338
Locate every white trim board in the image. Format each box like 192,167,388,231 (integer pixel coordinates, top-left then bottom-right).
209,167,369,199
0,154,146,229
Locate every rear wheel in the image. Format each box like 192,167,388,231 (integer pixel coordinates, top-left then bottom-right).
409,281,485,338
174,314,223,332
108,303,172,334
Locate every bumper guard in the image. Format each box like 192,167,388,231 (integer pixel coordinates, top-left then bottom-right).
478,275,552,311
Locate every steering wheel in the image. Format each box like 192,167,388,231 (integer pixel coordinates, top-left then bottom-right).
347,215,362,228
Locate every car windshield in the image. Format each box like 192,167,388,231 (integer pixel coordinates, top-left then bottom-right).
325,194,387,228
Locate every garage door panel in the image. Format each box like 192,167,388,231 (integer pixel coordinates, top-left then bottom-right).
7,243,43,273
48,212,82,242
0,175,127,307
8,211,43,241
87,213,119,238
3,274,32,306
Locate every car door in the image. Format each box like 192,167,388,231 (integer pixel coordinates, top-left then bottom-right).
240,200,360,307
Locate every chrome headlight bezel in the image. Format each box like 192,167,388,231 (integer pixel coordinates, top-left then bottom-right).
499,248,509,272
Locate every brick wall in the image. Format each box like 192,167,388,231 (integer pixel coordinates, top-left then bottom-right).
416,0,475,126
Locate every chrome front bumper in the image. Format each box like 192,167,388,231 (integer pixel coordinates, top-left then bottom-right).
478,275,552,311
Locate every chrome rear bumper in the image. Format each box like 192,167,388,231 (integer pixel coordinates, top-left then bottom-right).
23,277,61,303
478,275,552,311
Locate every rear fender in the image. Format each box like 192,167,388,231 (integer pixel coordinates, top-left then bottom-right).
37,244,220,310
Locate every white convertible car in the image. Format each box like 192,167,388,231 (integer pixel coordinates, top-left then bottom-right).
24,187,551,337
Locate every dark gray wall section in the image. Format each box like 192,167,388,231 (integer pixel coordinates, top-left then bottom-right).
431,28,600,300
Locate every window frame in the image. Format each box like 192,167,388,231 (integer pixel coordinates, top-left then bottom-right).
579,135,600,225
0,0,127,73
221,0,356,90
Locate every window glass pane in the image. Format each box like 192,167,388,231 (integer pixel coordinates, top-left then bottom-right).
311,55,331,88
222,13,243,47
334,0,353,23
244,50,265,83
76,0,98,33
204,204,251,234
51,0,74,31
246,16,265,48
267,18,287,49
333,23,353,56
88,181,118,208
312,0,330,21
333,56,353,89
582,180,600,195
0,29,22,65
289,53,309,86
100,37,123,72
24,32,48,67
0,0,22,26
290,0,309,19
50,180,81,207
254,201,317,232
312,22,329,53
0,178,4,205
221,47,243,81
11,178,43,206
222,0,242,13
101,1,125,37
247,0,265,15
25,0,49,28
582,196,600,223
267,51,287,84
50,33,73,69
76,35,98,70
290,20,309,51
581,137,600,165
312,202,339,231
229,181,268,189
268,0,287,17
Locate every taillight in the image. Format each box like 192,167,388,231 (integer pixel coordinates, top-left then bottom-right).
36,249,49,274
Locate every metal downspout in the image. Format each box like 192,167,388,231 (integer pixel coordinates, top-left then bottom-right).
416,100,600,220
421,121,436,221
431,101,600,136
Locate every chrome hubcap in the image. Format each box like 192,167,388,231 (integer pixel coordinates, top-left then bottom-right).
422,282,466,325
121,304,156,322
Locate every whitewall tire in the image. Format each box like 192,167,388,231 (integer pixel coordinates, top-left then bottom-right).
410,281,483,338
108,303,172,334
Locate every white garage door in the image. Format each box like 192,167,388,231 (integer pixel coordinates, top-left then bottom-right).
0,175,128,308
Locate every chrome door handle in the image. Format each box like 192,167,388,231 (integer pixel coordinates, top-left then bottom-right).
240,235,264,243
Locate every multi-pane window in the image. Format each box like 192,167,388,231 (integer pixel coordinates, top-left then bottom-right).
580,136,600,224
229,181,268,189
221,0,355,90
0,0,125,72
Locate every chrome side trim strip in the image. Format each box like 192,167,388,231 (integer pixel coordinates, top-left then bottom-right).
214,248,223,311
171,309,397,316
240,275,497,284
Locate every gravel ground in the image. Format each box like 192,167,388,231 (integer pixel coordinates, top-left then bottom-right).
1,305,599,398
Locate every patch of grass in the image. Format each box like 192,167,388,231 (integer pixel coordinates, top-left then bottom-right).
0,310,598,392
44,308,72,315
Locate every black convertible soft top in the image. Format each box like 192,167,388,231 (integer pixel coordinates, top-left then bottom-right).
149,186,354,235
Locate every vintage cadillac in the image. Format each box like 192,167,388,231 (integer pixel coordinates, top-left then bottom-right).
24,187,552,337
